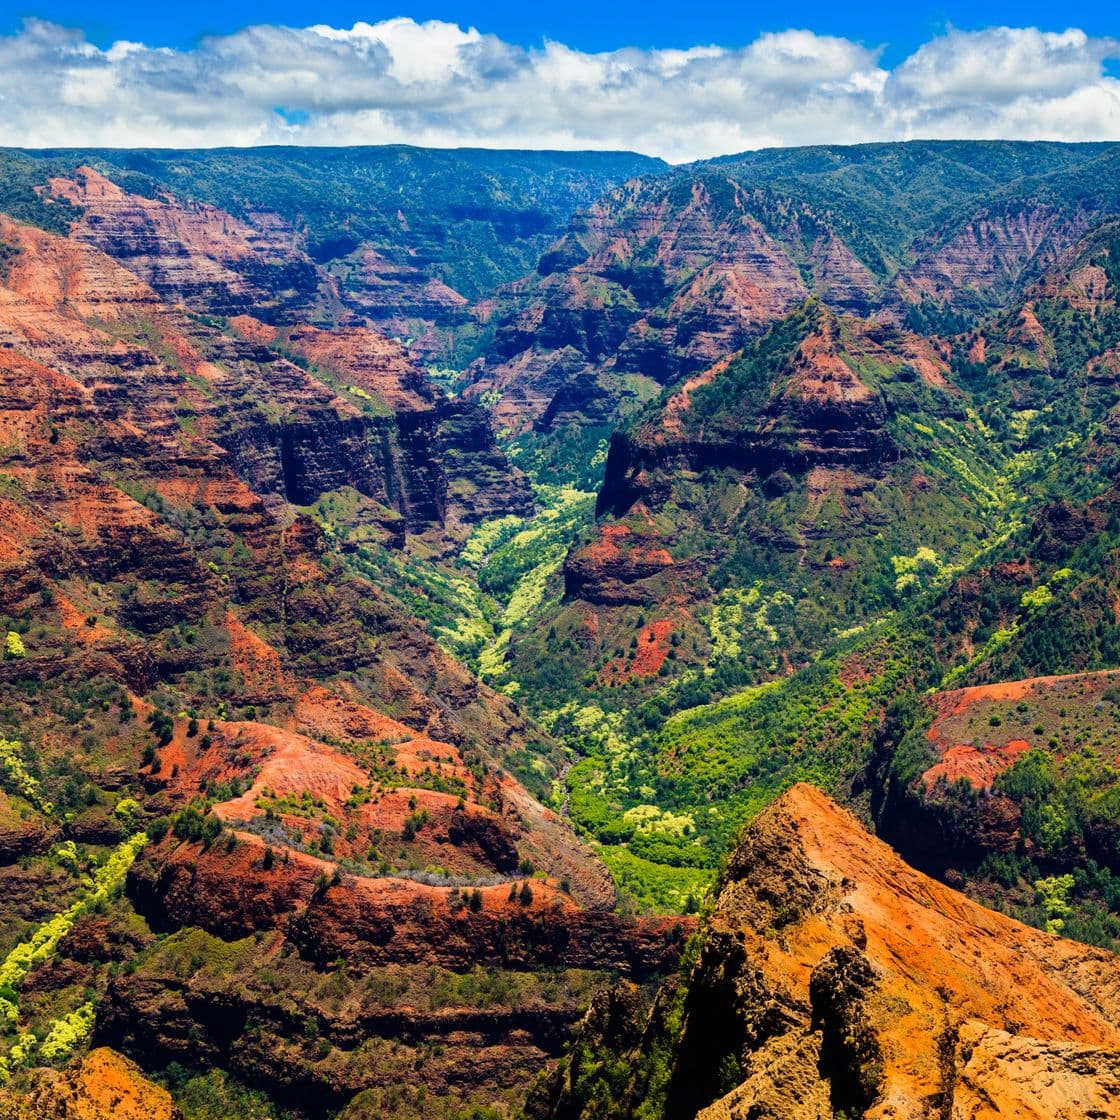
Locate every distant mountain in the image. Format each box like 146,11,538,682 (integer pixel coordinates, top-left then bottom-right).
2,145,666,360
2,140,1120,1120
460,141,1120,484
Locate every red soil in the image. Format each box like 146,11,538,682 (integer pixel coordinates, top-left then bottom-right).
224,610,295,700
229,313,279,345
661,354,734,436
921,670,1120,788
924,738,1034,789
284,324,435,412
599,619,675,685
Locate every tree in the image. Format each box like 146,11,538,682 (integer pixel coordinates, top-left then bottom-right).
518,882,533,906
4,632,25,659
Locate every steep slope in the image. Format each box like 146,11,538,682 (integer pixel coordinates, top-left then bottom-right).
895,202,1091,317
461,176,874,453
0,213,691,1114
502,302,1005,704
461,142,1120,486
0,205,532,548
14,146,666,360
50,166,329,321
528,784,1120,1120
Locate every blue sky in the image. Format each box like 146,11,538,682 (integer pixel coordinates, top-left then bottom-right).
4,0,1116,61
0,4,1117,158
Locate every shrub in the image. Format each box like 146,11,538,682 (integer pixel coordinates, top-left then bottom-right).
113,797,141,825
147,709,174,747
39,1001,95,1063
148,816,171,843
3,632,24,659
173,806,222,846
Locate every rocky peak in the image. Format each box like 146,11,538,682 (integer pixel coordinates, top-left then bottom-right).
682,785,1120,1118
531,784,1120,1119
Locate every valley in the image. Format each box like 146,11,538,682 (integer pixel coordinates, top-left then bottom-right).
0,139,1119,1118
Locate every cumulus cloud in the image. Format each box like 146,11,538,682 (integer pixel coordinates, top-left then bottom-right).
0,17,1117,161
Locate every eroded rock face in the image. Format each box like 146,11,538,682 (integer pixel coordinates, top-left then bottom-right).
0,213,528,571
106,826,686,1115
461,180,1083,445
333,244,471,350
530,785,1120,1120
0,214,599,887
691,786,1120,1118
97,940,614,1119
950,1021,1120,1120
562,310,932,618
0,1047,180,1120
288,877,689,976
461,177,893,437
596,310,903,521
223,318,535,535
896,205,1090,313
51,167,326,320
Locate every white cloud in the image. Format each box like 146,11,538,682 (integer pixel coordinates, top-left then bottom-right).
0,18,1117,161
889,27,1119,104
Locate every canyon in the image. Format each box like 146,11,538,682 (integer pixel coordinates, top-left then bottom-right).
1,140,1120,1119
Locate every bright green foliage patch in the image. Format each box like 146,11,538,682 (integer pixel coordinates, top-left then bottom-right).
37,1002,95,1063
0,832,147,1079
596,847,711,915
0,739,50,815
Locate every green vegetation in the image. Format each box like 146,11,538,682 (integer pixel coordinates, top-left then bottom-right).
164,1066,290,1120
0,832,147,1080
0,739,51,815
37,1002,95,1063
28,146,661,318
596,847,710,915
0,152,79,235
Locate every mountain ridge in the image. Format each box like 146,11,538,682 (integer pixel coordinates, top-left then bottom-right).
2,138,1120,1119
